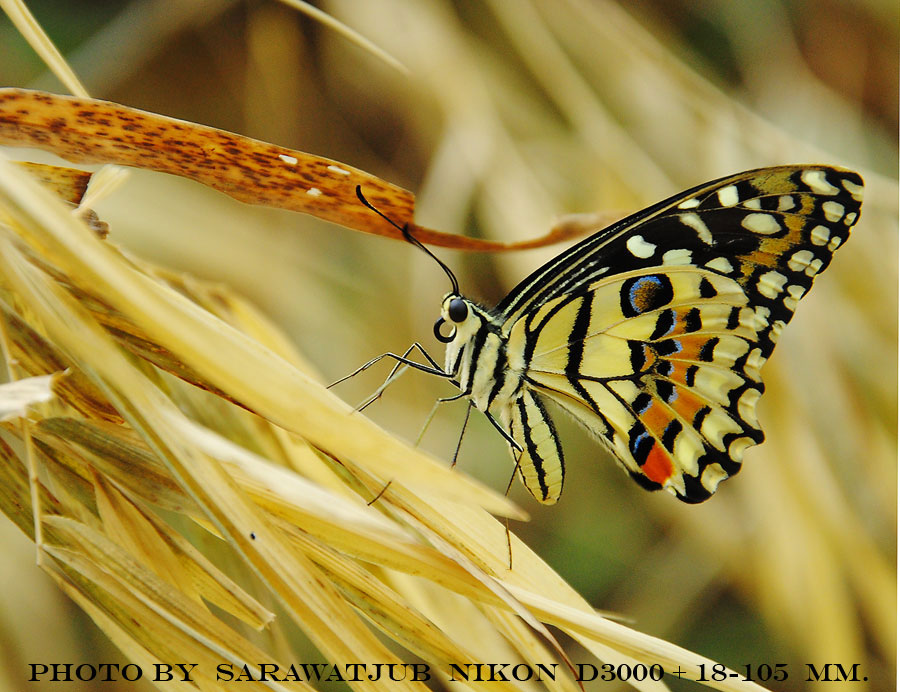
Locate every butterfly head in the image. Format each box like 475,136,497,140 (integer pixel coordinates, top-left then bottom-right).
433,293,494,383
434,294,480,344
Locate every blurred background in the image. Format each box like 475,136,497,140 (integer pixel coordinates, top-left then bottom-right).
1,1,896,690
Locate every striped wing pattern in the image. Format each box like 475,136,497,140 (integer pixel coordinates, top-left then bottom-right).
497,165,863,503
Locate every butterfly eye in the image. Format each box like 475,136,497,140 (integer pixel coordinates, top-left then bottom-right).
433,318,455,343
448,298,469,323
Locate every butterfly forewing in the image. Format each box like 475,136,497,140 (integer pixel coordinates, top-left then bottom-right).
494,165,862,503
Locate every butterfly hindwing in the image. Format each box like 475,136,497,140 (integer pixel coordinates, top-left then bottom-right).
497,165,862,502
510,267,763,501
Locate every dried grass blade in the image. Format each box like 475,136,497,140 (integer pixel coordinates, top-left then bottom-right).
41,534,312,692
0,0,88,96
357,477,770,691
0,239,434,692
278,0,408,74
0,155,520,517
0,372,55,419
287,533,525,692
34,417,197,515
506,588,771,692
90,471,274,629
34,416,480,596
0,305,123,422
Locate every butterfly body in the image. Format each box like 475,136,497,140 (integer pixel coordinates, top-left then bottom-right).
429,165,863,505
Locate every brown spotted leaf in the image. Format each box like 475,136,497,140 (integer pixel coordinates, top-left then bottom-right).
0,89,588,251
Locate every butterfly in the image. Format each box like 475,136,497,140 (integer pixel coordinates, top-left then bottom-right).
355,165,863,504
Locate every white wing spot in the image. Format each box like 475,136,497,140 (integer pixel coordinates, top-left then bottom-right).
778,195,796,211
744,347,764,381
784,284,806,312
788,249,815,272
705,256,734,274
841,177,864,201
728,436,757,461
801,169,839,195
827,236,842,251
743,198,762,210
677,198,700,209
327,165,351,176
754,305,771,325
279,154,299,165
805,258,823,276
787,284,806,299
737,388,762,425
700,463,729,492
717,185,740,207
662,248,693,265
770,319,786,342
810,224,831,246
742,213,781,234
678,212,714,245
699,408,742,451
757,270,788,299
738,306,758,330
626,234,656,258
306,187,323,197
844,212,857,226
822,201,844,222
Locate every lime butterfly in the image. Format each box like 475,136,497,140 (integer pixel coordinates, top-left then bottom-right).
357,165,863,504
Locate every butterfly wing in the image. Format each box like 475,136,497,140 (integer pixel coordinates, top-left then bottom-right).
508,267,764,502
499,165,863,502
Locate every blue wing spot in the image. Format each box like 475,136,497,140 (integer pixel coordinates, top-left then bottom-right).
628,424,654,462
655,379,678,403
650,308,677,340
633,392,653,414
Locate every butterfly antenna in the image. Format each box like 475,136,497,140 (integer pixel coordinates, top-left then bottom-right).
356,185,459,294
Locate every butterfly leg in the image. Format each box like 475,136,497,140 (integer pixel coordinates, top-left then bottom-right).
357,344,450,412
356,364,410,412
450,401,473,467
358,342,451,410
330,343,451,411
328,342,448,389
414,391,468,447
505,517,514,571
505,447,525,496
378,341,445,388
502,452,526,570
484,411,523,452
